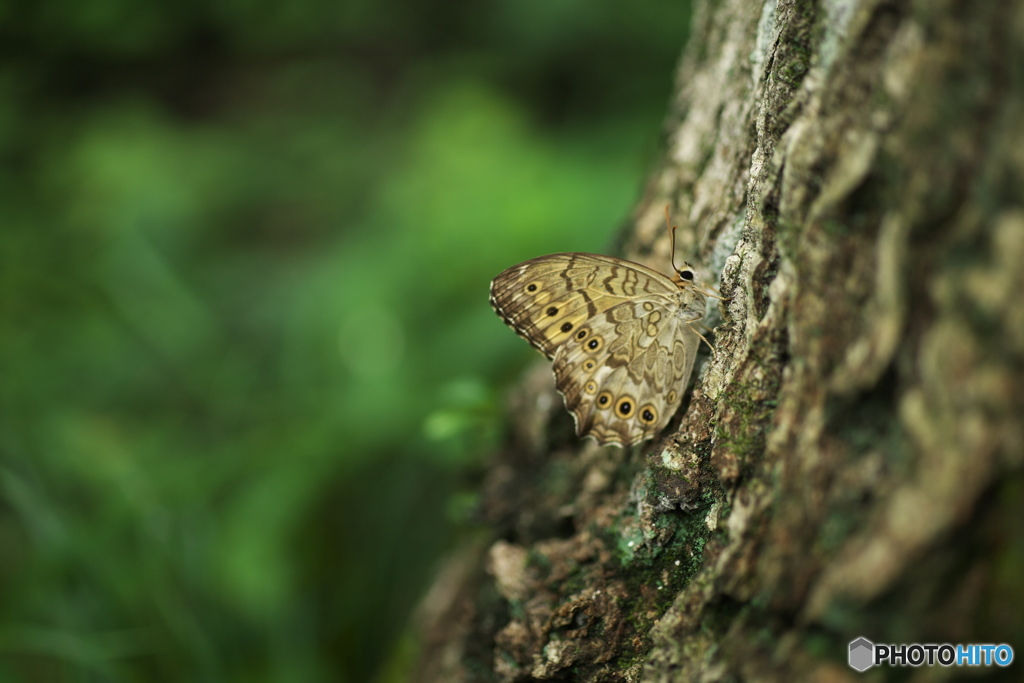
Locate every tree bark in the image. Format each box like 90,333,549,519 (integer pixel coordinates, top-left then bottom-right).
415,0,1024,680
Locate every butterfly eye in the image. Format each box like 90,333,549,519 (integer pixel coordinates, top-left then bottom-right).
586,336,604,352
678,269,694,281
560,322,573,333
584,380,597,394
666,390,678,404
575,328,588,340
546,306,559,316
525,283,539,293
615,397,634,418
639,405,658,424
596,392,613,408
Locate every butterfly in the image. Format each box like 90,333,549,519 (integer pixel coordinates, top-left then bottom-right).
489,222,709,447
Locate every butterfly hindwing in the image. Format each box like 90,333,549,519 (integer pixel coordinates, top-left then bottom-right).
552,297,698,446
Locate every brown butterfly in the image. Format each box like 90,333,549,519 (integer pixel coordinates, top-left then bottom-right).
490,223,709,446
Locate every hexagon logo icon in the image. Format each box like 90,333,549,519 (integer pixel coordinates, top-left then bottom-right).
848,637,874,672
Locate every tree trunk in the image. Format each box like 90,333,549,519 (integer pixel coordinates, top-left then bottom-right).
415,0,1024,680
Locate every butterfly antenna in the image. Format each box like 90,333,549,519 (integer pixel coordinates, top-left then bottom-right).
664,204,681,275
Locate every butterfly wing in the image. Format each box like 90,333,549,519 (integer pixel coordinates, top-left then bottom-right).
552,296,702,446
490,253,706,446
489,253,681,357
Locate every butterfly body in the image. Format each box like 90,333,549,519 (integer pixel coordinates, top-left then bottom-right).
490,252,707,447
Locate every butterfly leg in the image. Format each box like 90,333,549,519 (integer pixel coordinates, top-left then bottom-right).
685,316,717,357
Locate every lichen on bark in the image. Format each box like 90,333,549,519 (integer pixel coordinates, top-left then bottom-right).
415,0,1024,680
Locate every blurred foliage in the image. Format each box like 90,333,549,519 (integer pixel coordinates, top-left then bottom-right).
0,0,690,680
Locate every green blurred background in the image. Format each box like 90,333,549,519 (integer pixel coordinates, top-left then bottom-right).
0,1,691,680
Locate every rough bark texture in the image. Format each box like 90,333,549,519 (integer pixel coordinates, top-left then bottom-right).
416,0,1024,680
